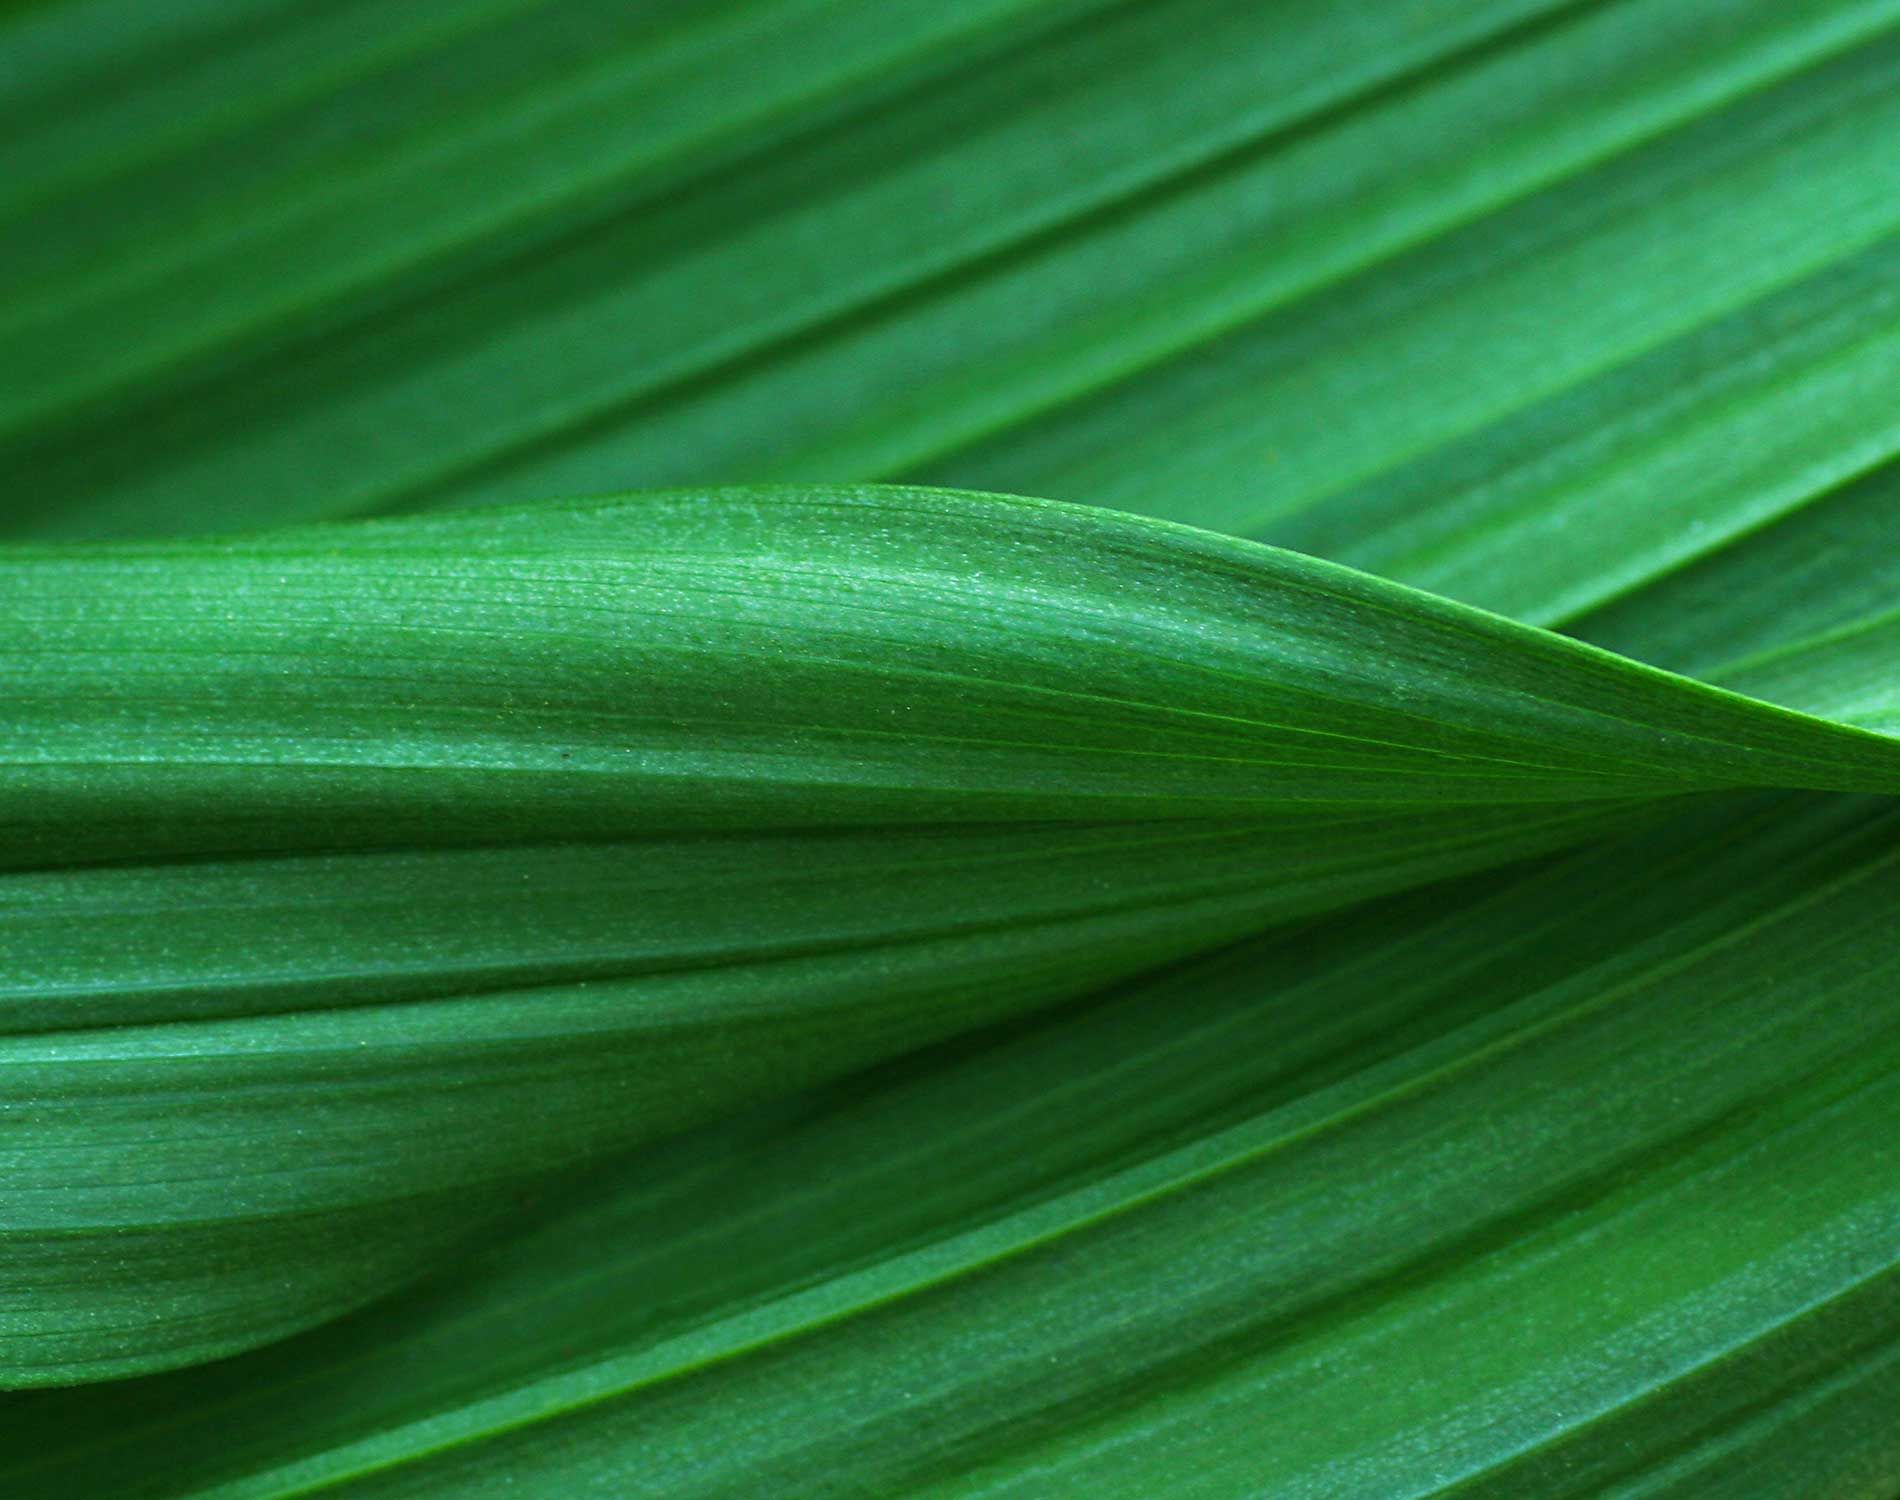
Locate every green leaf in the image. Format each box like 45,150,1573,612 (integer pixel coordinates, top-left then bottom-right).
7,483,1900,1385
8,0,1900,572
5,2,1900,1496
9,789,1899,1496
15,487,1900,853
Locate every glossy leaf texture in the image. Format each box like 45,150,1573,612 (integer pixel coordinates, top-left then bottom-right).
2,0,1899,1497
12,482,1900,1384
12,473,1895,1475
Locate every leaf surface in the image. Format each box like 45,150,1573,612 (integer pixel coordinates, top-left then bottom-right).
3,3,1899,1495
7,0,1900,582
6,483,1899,1383
8,789,1899,1496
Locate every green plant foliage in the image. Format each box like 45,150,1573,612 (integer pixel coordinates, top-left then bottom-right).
8,790,1900,1495
17,483,1900,1384
2,0,1898,1495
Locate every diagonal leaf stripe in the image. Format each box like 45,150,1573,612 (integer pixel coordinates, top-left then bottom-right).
5,0,1900,567
6,790,1898,1496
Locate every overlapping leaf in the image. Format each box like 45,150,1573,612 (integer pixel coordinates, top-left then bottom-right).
10,514,1892,1481
8,788,1899,1497
3,0,1900,1496
10,483,1898,1383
